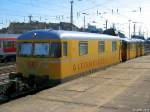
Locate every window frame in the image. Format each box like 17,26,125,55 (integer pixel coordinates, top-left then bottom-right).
49,42,62,58
112,41,117,52
79,41,88,56
98,40,105,53
33,42,50,57
18,42,33,56
18,41,65,58
3,40,16,48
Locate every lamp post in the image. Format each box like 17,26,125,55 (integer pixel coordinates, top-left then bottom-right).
132,22,137,36
45,19,48,30
128,20,131,38
82,13,88,31
70,0,74,26
70,0,82,30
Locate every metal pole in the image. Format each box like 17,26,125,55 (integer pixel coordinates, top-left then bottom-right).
82,13,88,31
28,15,33,23
83,15,85,30
105,20,108,30
70,0,74,30
128,20,131,38
139,26,141,36
133,23,136,35
112,23,115,29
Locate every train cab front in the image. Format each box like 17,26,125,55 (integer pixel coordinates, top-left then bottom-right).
16,40,62,89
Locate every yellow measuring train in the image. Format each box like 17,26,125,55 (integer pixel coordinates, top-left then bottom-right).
16,30,122,87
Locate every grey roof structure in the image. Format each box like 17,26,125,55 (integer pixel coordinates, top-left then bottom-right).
18,30,120,40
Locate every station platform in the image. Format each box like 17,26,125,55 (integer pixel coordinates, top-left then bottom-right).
1,55,150,112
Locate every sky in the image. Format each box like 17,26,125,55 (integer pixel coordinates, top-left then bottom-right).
0,0,150,38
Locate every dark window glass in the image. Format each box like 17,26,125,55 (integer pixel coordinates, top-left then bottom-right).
79,42,88,56
112,41,117,52
3,41,15,48
63,42,67,56
98,41,105,53
49,42,61,58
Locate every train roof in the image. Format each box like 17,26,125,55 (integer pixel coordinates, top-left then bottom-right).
120,37,144,43
0,34,20,37
0,34,21,40
18,30,120,40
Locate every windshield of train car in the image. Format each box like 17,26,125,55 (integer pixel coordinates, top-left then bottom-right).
19,42,62,58
34,43,49,56
49,42,61,58
19,43,33,56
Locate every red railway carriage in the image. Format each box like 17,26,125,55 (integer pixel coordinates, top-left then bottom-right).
0,34,20,62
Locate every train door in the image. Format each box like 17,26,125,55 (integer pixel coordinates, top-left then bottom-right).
121,40,127,62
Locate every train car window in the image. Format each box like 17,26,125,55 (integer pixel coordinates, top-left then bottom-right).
79,42,88,56
3,41,15,48
112,41,117,52
63,42,67,56
19,43,33,56
34,43,49,56
49,42,61,58
98,41,105,53
13,41,16,48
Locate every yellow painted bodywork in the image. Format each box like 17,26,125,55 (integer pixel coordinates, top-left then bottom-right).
129,43,136,59
17,39,121,80
125,42,144,60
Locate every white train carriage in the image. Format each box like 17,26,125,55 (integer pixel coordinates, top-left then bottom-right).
0,34,20,62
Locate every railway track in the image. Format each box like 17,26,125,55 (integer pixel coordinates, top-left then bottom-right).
0,61,16,67
0,63,17,104
0,64,16,86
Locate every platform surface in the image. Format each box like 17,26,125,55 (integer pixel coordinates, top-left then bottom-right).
1,55,150,112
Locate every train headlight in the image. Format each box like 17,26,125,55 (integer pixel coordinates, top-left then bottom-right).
33,33,37,37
